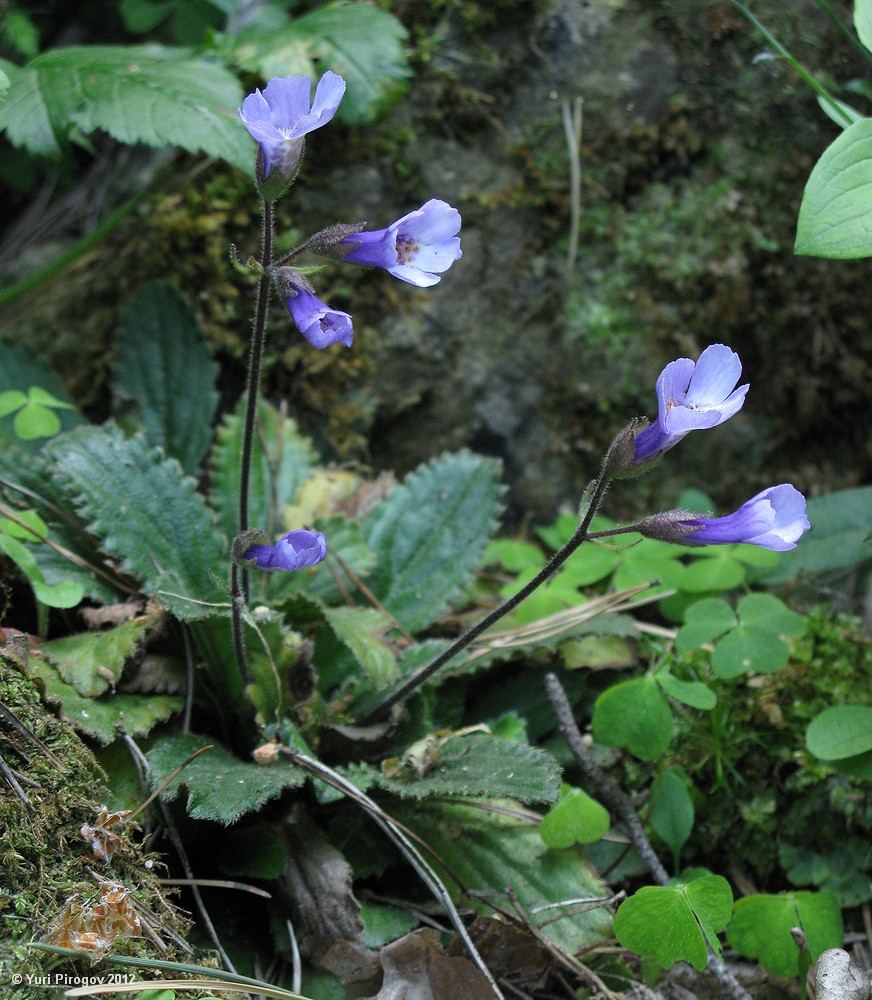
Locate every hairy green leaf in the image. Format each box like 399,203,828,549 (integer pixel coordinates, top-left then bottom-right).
727,891,843,977
227,2,410,124
148,732,305,823
115,282,218,476
796,117,872,258
30,658,181,744
363,451,503,633
0,441,122,604
0,44,250,171
210,397,316,545
377,732,560,803
47,425,226,620
396,800,612,954
42,615,155,697
323,606,398,689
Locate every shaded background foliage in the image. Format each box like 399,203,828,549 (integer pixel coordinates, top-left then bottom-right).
1,0,870,523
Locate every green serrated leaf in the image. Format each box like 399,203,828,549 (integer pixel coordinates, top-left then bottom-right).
115,282,218,476
396,799,611,954
363,451,504,633
323,606,398,689
0,44,251,172
30,658,181,744
360,902,418,949
378,732,560,803
711,626,789,678
47,425,226,621
806,704,872,760
229,2,410,125
540,785,610,847
42,615,155,697
796,117,872,258
147,732,305,823
726,891,843,977
591,675,673,760
0,441,121,604
211,397,316,545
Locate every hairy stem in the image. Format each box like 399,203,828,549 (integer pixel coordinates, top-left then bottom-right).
357,476,611,725
231,199,274,687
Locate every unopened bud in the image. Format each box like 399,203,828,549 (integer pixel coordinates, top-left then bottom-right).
253,741,281,765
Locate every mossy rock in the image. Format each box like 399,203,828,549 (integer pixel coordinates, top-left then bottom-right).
0,642,220,998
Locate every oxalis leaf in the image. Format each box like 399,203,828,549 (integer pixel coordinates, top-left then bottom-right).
376,732,560,803
591,674,673,760
614,875,733,971
114,282,218,477
147,732,305,824
362,450,504,633
0,44,251,172
47,425,226,620
726,891,843,978
395,799,612,955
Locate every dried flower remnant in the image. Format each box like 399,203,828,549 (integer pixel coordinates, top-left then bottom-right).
80,805,134,861
43,882,141,958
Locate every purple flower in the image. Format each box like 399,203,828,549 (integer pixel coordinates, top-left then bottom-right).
633,344,749,464
680,485,810,551
341,199,462,287
287,289,353,349
238,71,346,181
244,529,328,572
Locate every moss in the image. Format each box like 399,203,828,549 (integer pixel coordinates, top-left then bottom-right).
0,649,218,998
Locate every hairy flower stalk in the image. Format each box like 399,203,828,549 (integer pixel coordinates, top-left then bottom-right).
232,72,346,683
359,343,805,725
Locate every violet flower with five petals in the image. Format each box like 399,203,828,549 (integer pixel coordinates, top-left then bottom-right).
287,289,353,349
244,529,327,572
238,72,346,183
633,344,749,464
341,199,462,287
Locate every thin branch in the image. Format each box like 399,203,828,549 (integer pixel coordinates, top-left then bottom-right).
544,673,754,1000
